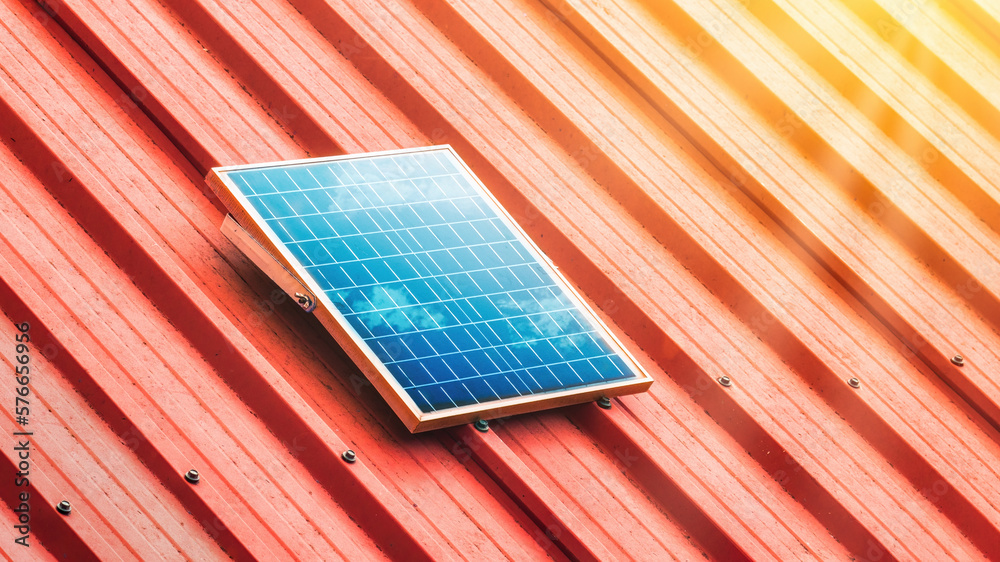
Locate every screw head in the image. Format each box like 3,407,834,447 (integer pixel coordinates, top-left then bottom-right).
341,449,357,463
718,376,732,387
474,419,490,432
596,396,612,409
295,292,313,310
56,500,71,515
848,377,861,389
184,469,200,484
951,355,965,367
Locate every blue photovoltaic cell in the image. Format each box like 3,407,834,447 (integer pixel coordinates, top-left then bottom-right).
227,149,638,413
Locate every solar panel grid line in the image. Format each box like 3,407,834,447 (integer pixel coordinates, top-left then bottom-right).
335,283,570,328
282,226,521,274
209,145,652,431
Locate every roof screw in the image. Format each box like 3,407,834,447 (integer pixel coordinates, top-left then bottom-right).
56,501,72,515
848,377,861,389
294,292,313,310
341,450,357,463
474,419,490,432
184,469,200,484
597,396,612,409
951,355,965,367
718,376,732,387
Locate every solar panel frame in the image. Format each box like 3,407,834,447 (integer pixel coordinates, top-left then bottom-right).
207,146,652,432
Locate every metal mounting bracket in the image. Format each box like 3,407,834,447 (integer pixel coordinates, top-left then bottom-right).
221,214,317,313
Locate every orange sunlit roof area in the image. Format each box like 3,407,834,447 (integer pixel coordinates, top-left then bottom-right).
1,0,999,559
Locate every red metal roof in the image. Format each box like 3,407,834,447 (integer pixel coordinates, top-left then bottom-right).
2,0,999,558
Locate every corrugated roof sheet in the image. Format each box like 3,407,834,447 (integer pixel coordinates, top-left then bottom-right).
1,0,998,558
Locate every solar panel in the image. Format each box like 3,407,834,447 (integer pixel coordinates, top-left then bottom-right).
208,146,652,431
